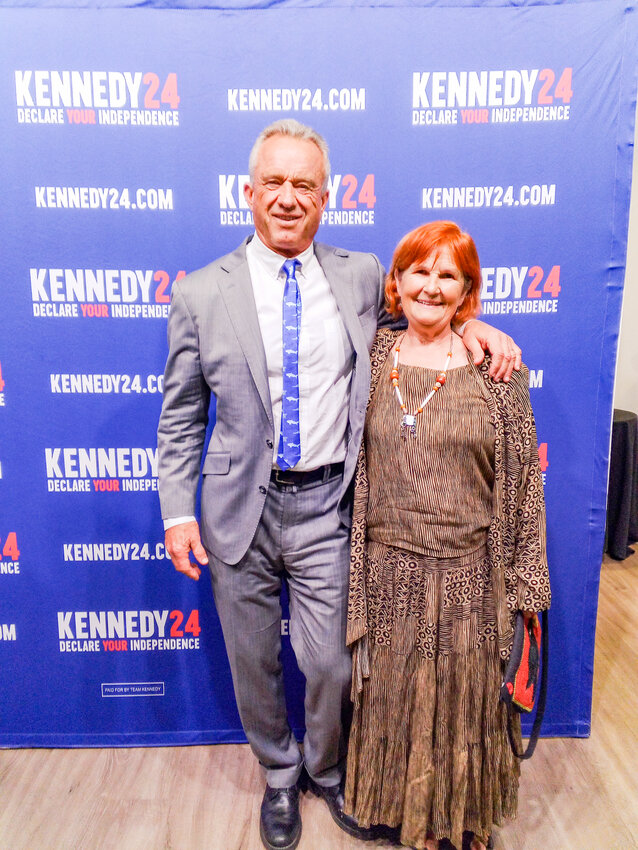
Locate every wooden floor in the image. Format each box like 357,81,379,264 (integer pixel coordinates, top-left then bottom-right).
1,552,637,850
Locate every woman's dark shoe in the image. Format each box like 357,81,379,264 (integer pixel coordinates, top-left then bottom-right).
462,831,494,850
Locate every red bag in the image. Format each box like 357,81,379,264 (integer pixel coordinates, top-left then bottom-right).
500,610,548,759
501,611,541,711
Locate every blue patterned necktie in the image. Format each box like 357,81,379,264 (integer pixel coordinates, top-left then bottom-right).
277,258,302,470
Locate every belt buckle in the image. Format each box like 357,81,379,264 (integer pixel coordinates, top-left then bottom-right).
273,468,294,487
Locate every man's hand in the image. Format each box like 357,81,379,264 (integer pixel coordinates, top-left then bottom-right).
165,520,208,581
460,318,522,382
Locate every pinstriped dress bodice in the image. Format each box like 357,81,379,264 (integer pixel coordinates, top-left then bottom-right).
365,356,495,558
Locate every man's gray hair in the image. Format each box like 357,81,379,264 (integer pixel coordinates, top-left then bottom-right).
248,119,331,191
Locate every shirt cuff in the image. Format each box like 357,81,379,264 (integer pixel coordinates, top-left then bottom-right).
454,318,477,337
164,515,196,530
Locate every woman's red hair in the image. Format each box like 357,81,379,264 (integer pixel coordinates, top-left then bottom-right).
385,220,481,324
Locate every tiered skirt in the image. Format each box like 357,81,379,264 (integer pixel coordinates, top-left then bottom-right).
345,541,521,850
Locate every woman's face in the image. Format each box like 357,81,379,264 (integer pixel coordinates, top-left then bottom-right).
396,246,467,335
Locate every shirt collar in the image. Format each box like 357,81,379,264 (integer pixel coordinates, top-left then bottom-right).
248,232,315,278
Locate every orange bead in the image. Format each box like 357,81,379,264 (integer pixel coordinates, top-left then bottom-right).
437,373,446,385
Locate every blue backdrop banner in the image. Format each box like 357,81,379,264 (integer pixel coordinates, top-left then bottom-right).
0,0,636,746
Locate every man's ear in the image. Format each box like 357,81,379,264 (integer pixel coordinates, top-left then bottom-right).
243,181,254,210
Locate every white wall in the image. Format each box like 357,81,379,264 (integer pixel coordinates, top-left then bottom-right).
614,103,638,413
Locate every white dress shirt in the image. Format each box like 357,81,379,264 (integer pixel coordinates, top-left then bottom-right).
247,234,352,470
164,234,353,529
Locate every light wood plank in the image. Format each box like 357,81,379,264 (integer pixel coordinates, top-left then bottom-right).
1,551,637,850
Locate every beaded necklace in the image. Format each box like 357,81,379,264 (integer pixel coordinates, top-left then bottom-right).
390,329,454,439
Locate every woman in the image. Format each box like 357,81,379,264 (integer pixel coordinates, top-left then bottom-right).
344,221,551,850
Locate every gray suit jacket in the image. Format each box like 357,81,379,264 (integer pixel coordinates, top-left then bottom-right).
157,237,386,565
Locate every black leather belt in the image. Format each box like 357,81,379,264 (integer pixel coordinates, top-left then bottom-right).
270,462,345,488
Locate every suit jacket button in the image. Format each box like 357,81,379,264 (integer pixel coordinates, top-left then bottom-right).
266,439,273,449
259,485,267,494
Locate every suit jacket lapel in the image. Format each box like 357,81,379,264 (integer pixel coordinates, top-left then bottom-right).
314,243,367,358
218,240,273,427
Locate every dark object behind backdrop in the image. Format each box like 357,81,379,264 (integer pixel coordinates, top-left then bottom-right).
0,0,636,746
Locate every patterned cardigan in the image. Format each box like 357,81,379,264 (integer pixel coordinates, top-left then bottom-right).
347,328,551,695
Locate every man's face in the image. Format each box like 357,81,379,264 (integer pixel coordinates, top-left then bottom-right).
244,134,329,258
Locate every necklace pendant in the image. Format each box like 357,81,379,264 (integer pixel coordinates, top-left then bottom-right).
401,413,417,439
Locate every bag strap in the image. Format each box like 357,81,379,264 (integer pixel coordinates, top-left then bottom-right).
506,609,549,759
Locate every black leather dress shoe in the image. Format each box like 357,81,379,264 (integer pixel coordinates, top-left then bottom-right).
307,776,375,840
259,784,301,850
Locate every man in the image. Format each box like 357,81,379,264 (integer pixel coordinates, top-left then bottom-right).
157,119,520,850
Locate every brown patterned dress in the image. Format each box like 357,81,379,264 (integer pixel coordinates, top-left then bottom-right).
344,329,551,850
